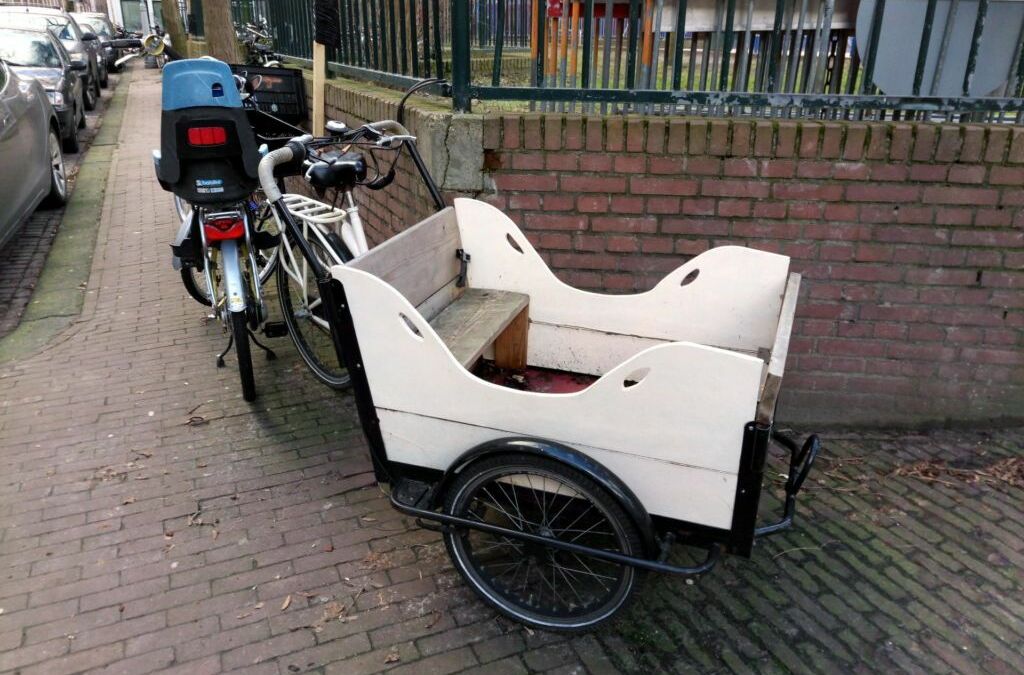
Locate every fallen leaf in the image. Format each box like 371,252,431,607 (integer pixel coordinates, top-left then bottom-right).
384,648,400,664
323,544,334,553
211,528,219,540
281,595,292,611
297,591,315,598
254,602,264,610
122,496,136,505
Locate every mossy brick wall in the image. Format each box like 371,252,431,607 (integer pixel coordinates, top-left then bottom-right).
299,73,1023,426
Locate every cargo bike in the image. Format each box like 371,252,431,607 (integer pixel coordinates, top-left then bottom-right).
255,123,821,632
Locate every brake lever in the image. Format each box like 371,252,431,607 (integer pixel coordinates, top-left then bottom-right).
365,168,396,190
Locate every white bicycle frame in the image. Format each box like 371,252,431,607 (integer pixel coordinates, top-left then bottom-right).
273,191,369,332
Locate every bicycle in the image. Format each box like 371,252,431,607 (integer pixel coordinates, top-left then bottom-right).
268,118,443,389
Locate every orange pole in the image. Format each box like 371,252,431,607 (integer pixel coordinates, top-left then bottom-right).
568,1,581,79
641,0,655,70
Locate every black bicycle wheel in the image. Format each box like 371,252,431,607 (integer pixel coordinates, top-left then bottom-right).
443,454,642,632
276,232,350,389
230,310,256,401
180,265,212,306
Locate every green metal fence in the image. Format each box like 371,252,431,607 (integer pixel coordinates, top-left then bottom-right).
266,0,1024,121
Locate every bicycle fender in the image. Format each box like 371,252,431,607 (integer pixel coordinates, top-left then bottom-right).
220,240,247,313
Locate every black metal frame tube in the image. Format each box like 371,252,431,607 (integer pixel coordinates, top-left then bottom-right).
390,495,722,576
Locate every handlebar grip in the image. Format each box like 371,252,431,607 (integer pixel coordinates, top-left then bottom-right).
258,135,312,201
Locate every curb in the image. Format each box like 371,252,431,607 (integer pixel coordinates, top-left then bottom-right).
0,66,134,366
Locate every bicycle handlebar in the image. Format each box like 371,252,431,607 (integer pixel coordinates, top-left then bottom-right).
258,135,312,202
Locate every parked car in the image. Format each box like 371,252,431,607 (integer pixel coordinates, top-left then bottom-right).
0,60,67,249
0,6,103,108
0,27,86,152
72,13,120,73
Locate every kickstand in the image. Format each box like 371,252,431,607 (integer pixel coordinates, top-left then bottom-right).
216,333,233,367
248,330,277,360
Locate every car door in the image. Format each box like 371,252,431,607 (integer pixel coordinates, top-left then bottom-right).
0,64,47,246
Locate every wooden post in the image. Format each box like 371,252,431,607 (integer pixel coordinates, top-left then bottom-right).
312,41,326,136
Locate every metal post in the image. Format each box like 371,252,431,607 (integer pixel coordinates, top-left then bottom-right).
913,0,938,95
962,0,989,96
860,0,885,94
672,0,687,89
492,0,505,84
452,0,472,112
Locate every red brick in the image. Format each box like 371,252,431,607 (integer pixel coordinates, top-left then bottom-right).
606,235,639,252
666,119,687,153
876,226,949,244
511,153,545,171
821,125,843,158
895,206,933,224
843,125,868,160
731,121,752,156
773,183,843,201
754,121,774,157
537,232,572,249
908,165,948,182
684,157,722,175
662,217,730,235
630,176,698,196
702,179,769,199
579,154,612,172
960,125,985,162
627,118,647,152
799,123,821,157
870,165,908,182
585,116,603,151
522,114,543,149
591,216,658,233
543,194,574,211
708,120,729,155
682,198,716,215
564,117,583,150
501,115,521,149
645,196,681,214
718,199,752,217
912,125,937,161
922,185,998,206
823,203,858,221
789,202,823,220
731,221,801,239
610,195,643,213
523,213,588,231
613,155,646,173
646,119,666,153
551,252,617,270
989,166,1024,185
933,207,972,226
777,122,798,157
947,164,985,184
890,124,913,160
649,157,684,174
545,153,579,171
984,126,1009,162
905,268,979,286
688,120,707,154
935,126,962,162
508,193,541,210
761,160,796,178
493,173,557,192
866,123,889,160
724,158,758,177
605,117,625,151
846,184,920,203
834,163,870,180
1010,127,1024,163
753,201,788,219
560,175,626,193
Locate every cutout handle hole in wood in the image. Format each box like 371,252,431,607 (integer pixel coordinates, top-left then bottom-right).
680,269,700,287
505,233,524,254
399,313,423,339
623,368,650,389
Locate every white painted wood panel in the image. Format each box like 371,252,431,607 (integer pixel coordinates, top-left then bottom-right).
377,410,739,528
454,198,790,361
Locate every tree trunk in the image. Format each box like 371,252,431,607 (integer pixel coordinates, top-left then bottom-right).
201,0,241,63
162,0,188,54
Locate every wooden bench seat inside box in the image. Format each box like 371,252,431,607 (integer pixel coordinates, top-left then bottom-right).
348,207,529,370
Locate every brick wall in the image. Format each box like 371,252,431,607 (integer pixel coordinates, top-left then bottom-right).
480,116,1024,425
300,73,1023,426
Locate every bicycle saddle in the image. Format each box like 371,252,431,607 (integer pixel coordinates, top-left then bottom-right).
306,153,367,190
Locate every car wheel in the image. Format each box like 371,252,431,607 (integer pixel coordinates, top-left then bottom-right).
77,97,86,129
83,78,97,111
43,129,69,208
62,124,80,154
99,66,109,88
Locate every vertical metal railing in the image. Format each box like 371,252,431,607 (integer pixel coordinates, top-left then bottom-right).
260,0,1024,120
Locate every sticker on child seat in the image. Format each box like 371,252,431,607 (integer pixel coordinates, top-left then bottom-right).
195,178,225,194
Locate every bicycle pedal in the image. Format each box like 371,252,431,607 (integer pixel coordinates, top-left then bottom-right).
262,321,288,338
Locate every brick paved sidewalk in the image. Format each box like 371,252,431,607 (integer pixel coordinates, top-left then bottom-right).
1,67,1022,675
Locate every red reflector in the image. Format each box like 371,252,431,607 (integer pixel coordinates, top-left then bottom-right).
203,217,244,241
187,126,227,146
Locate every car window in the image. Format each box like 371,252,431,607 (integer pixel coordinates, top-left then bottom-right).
0,30,61,68
0,13,72,41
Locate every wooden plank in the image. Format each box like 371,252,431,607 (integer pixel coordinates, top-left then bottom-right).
349,207,461,310
494,306,529,369
312,41,326,136
429,289,529,369
756,272,801,424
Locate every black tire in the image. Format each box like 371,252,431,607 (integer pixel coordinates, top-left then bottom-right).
76,95,86,129
443,454,643,632
231,310,256,402
276,232,350,389
42,129,68,208
99,67,109,88
62,126,80,154
180,265,212,306
83,77,97,110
